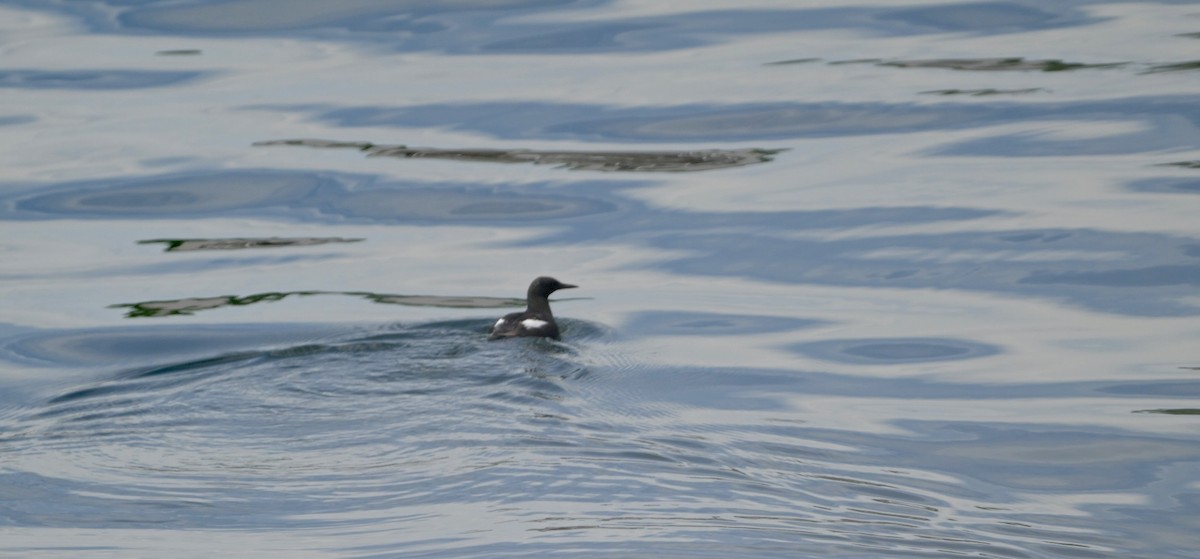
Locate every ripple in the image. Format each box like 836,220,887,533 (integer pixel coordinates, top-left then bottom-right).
0,323,344,368
620,311,829,337
4,169,618,226
15,171,326,217
788,337,1001,364
324,187,613,221
0,321,1155,556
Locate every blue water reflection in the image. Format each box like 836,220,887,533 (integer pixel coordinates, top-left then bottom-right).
250,96,1200,152
520,195,1197,316
249,101,995,142
0,69,204,90
876,2,1080,33
0,115,35,126
1128,178,1200,194
15,0,1100,53
6,167,1196,316
627,229,1200,316
897,423,1200,492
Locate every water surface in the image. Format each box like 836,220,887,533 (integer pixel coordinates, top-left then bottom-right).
1,1,1198,557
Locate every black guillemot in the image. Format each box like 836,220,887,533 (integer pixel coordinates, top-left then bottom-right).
488,276,577,341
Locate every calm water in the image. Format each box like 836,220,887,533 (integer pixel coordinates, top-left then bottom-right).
2,1,1199,557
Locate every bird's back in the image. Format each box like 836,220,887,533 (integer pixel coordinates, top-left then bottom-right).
488,311,561,340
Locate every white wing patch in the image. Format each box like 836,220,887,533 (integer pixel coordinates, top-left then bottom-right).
520,319,549,330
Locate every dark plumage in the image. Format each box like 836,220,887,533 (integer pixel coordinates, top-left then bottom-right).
488,276,577,341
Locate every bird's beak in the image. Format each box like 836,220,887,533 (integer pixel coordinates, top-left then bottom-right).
559,283,578,290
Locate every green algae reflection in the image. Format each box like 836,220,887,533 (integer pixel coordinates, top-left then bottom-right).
768,55,1200,75
254,139,782,172
767,57,1125,72
139,237,363,252
878,58,1125,72
111,291,527,318
1142,60,1200,74
1155,161,1200,169
920,88,1047,96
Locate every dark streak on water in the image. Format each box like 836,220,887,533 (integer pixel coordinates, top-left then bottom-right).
138,237,364,252
109,290,527,318
254,138,784,172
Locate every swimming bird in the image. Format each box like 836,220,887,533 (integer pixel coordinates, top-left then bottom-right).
488,276,577,341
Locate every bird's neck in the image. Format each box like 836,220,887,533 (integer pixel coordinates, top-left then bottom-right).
526,296,553,316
